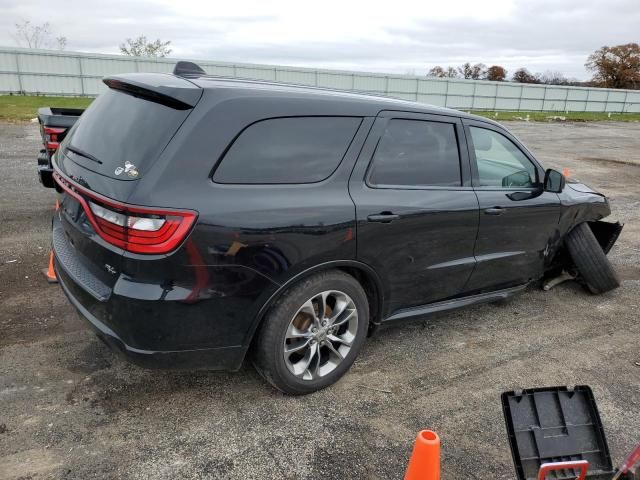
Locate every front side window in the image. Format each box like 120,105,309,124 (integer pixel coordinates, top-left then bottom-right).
213,116,361,184
368,119,461,187
469,126,537,188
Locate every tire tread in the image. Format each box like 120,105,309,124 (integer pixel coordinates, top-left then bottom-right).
566,222,620,294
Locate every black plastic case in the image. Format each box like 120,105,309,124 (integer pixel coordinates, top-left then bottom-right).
502,386,615,479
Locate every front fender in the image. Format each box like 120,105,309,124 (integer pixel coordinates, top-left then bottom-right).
557,182,611,239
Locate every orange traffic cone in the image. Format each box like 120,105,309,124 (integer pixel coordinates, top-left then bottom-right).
42,250,58,283
404,430,441,480
562,167,570,178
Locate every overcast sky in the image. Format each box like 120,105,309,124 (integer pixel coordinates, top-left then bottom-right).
1,0,638,80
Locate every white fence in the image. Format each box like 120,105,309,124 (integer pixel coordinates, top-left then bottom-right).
1,46,639,113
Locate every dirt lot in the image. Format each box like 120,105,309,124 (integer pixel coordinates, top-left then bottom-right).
0,120,639,480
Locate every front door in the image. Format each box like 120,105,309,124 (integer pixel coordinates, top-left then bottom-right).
350,112,479,316
463,120,561,292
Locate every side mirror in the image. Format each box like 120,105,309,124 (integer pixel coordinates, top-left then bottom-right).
544,169,565,193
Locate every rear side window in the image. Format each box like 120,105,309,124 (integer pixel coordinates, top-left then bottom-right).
213,117,361,184
368,119,461,187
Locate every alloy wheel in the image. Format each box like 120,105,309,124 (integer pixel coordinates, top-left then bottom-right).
283,290,358,381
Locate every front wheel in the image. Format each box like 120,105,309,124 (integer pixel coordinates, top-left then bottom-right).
252,271,369,395
566,222,620,294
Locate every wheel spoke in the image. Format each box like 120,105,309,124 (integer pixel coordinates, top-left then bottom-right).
286,323,311,340
299,299,317,319
312,343,322,378
325,341,344,361
284,338,311,355
314,292,330,325
294,342,317,377
329,296,349,322
331,308,356,328
327,334,352,347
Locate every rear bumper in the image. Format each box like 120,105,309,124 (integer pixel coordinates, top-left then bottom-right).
51,214,273,371
56,264,247,370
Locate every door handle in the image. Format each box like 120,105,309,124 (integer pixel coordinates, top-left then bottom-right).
484,207,505,215
367,212,400,223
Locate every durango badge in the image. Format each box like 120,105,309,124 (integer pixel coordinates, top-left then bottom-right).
115,161,139,178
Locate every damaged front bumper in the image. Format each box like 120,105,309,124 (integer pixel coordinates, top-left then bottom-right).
589,220,624,254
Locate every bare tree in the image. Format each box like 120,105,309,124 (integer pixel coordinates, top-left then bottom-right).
586,43,640,89
458,62,486,80
12,20,68,50
485,65,508,81
445,66,458,78
427,66,458,78
539,71,569,85
120,36,172,57
13,20,53,49
56,36,68,51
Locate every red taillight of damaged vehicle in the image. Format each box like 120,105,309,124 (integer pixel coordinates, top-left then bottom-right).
53,171,197,254
44,127,66,152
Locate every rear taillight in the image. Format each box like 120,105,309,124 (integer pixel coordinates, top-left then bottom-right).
44,127,66,152
53,171,197,254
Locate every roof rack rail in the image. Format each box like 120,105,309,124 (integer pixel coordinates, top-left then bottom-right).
170,60,410,102
173,61,206,77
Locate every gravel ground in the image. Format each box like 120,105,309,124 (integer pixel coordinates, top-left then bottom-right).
0,120,639,480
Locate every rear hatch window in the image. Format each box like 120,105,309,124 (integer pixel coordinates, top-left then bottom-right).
61,88,192,180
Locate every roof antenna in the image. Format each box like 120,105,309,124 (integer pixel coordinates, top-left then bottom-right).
173,61,206,77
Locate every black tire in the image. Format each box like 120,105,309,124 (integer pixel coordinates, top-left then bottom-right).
566,222,620,294
252,270,369,395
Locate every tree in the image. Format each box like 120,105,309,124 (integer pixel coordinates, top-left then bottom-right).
427,66,458,78
485,65,508,81
120,36,172,57
428,66,446,77
445,66,458,78
586,43,640,89
56,36,68,51
12,20,67,50
538,71,569,85
458,62,486,80
512,68,540,84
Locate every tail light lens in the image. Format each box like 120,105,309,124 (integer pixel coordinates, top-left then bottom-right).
53,171,197,254
44,127,67,152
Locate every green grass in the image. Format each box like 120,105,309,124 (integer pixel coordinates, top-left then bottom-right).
0,95,93,122
1,95,639,123
470,110,640,122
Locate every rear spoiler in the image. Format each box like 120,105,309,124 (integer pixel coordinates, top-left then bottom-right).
37,107,84,128
103,73,202,109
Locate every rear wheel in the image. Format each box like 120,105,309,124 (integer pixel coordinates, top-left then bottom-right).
253,271,369,395
566,222,620,294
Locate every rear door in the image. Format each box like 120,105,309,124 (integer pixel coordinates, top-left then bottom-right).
350,111,479,316
463,120,561,292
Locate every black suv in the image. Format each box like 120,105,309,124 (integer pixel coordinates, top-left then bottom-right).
52,62,622,394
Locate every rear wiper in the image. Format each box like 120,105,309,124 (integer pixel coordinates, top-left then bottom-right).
65,145,103,165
